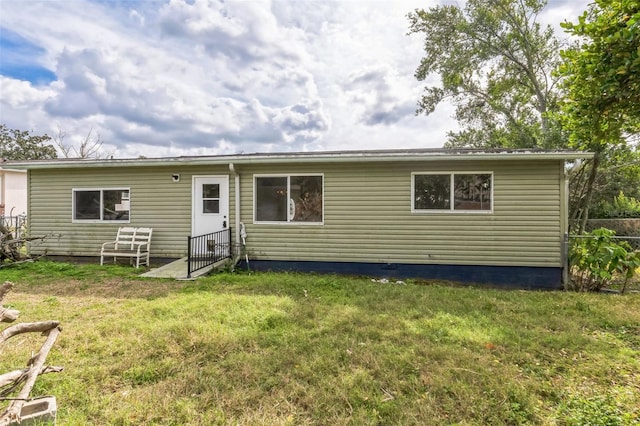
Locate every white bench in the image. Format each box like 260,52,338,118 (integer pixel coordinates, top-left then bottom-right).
100,227,152,268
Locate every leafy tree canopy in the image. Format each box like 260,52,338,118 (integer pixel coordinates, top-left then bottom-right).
557,0,640,230
558,0,640,151
407,0,564,149
0,124,57,160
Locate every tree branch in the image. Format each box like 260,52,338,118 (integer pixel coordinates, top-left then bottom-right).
0,283,12,305
0,366,63,391
0,321,60,345
0,327,61,425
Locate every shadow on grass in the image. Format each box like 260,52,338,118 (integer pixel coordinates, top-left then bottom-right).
2,260,185,300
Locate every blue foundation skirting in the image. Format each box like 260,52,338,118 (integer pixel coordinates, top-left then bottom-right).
238,260,563,290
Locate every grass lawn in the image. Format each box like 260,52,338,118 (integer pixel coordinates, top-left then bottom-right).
1,260,639,425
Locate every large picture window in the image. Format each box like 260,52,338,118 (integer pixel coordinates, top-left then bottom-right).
254,175,323,223
413,173,492,212
73,188,130,222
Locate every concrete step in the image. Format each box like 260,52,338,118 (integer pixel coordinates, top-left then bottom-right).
9,396,57,425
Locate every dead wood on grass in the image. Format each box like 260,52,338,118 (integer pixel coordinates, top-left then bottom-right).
0,281,63,425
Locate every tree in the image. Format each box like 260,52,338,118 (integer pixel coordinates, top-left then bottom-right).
587,143,640,217
0,125,57,160
407,0,564,149
557,0,640,231
53,126,113,159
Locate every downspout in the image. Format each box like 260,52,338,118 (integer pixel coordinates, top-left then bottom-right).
229,163,241,246
560,162,569,288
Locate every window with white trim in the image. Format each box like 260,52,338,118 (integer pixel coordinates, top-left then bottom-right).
73,188,130,222
413,173,492,212
254,175,323,223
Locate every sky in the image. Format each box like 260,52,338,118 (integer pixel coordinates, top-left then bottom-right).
0,0,589,159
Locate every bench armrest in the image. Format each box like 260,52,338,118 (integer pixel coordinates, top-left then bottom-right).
132,242,150,253
101,240,119,250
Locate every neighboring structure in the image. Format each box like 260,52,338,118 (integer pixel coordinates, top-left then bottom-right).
8,148,592,288
0,167,27,216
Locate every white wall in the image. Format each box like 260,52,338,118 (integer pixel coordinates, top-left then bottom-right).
0,169,28,216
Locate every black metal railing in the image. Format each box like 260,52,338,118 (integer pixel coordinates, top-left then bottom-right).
187,228,232,278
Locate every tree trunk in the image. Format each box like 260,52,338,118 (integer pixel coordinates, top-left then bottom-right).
578,151,601,234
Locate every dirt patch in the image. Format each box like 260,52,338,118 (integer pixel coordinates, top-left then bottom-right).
13,278,188,300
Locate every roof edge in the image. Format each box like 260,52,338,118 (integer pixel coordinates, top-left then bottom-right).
3,148,594,169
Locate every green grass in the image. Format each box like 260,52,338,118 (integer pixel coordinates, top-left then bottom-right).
1,260,639,425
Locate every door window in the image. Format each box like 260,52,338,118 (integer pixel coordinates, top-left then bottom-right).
202,184,220,214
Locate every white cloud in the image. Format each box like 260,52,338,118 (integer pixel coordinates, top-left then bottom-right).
0,0,589,158
0,76,55,110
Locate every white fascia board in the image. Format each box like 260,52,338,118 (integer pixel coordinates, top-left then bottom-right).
3,150,594,170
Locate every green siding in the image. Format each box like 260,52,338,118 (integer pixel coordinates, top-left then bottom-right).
27,159,563,267
238,160,562,267
28,166,234,258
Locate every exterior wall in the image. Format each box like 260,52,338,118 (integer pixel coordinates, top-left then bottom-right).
238,159,563,268
28,165,235,257
27,159,564,270
1,169,28,216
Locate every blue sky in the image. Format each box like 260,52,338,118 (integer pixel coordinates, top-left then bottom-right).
0,0,589,158
0,30,57,84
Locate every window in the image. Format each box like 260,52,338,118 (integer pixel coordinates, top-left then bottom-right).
413,173,492,212
73,188,130,222
255,175,323,223
202,183,220,213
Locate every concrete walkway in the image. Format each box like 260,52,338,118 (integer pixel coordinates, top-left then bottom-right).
140,257,215,280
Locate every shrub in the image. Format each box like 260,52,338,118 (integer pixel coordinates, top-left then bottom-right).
569,228,640,292
591,192,640,219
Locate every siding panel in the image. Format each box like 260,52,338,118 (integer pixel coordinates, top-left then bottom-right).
239,160,562,267
28,166,234,258
28,159,563,268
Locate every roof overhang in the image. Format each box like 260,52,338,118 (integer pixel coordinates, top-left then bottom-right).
0,166,27,174
3,148,594,170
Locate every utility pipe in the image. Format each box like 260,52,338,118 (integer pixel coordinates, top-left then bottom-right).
228,163,241,246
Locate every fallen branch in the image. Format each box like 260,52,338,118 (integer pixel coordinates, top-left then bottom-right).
0,321,60,345
0,258,36,269
0,283,12,303
0,223,60,264
0,366,64,389
0,283,19,323
0,307,19,323
0,281,63,425
0,327,61,425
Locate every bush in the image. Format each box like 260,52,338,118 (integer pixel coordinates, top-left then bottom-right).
591,192,640,219
569,228,640,292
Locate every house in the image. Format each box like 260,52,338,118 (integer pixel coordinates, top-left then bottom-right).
8,148,592,288
0,167,27,216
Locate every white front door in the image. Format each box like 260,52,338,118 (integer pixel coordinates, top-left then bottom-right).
192,176,229,236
